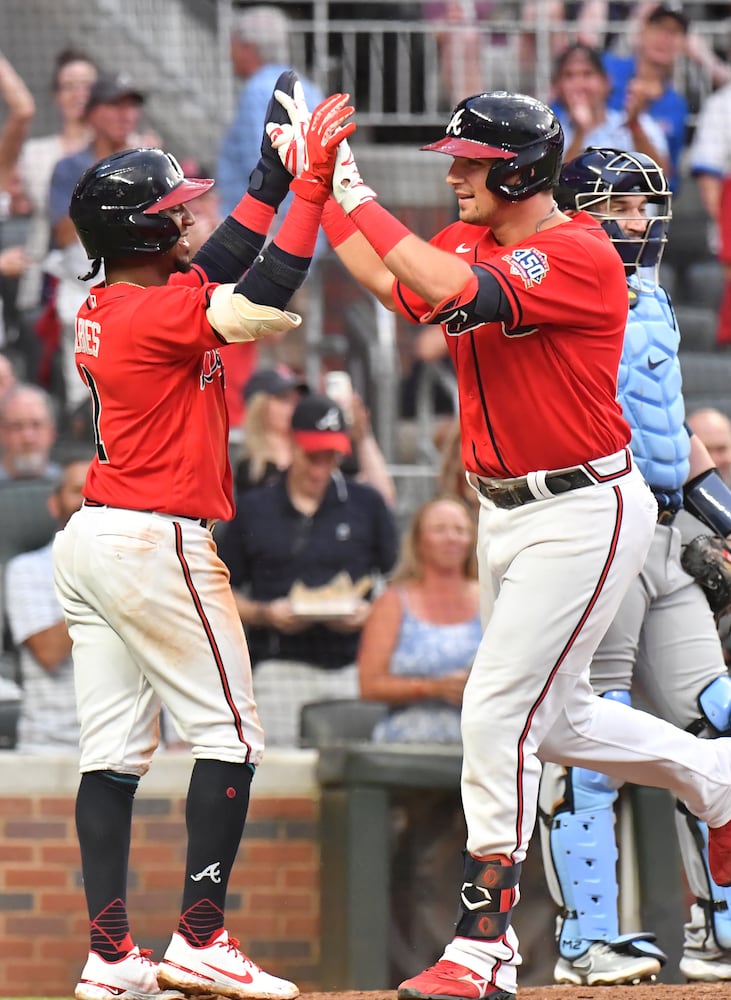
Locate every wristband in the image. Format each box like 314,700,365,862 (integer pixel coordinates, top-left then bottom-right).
231,193,276,235
322,197,359,248
351,201,411,259
274,197,323,258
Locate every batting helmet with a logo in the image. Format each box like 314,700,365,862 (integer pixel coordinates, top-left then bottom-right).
422,91,564,202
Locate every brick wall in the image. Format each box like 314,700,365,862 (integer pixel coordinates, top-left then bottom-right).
0,750,321,997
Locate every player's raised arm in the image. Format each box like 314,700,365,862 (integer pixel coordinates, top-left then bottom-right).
206,90,355,344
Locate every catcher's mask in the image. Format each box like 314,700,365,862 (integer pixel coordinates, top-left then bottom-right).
421,91,564,202
70,147,214,261
556,147,671,282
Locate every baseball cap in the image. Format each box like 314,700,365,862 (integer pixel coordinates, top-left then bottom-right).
85,72,145,115
291,393,352,455
645,3,689,31
243,365,308,403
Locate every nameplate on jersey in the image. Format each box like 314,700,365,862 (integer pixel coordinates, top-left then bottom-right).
75,317,101,357
501,248,549,288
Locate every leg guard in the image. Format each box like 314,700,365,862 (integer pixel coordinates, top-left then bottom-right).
689,674,731,739
679,673,731,953
676,804,731,951
549,764,622,959
454,853,521,941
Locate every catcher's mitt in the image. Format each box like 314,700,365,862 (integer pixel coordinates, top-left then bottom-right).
681,534,731,615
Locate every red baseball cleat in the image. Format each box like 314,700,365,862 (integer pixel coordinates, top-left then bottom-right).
398,960,515,1000
709,818,731,886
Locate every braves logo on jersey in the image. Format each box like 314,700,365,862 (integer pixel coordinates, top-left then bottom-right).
200,349,224,390
502,248,549,288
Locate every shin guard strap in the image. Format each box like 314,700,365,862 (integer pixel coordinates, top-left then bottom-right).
455,854,521,940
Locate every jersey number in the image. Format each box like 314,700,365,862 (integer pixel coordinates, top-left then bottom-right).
79,364,109,463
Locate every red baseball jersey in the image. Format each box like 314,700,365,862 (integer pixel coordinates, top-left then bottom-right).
75,268,235,521
394,211,631,478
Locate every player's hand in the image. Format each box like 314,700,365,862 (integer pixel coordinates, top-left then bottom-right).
265,79,310,177
331,138,378,215
248,69,302,209
289,93,356,205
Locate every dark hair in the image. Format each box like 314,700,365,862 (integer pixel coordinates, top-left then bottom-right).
52,48,97,90
553,42,607,82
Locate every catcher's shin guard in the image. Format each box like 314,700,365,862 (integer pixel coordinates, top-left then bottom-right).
676,805,731,950
455,853,521,940
677,674,731,950
548,765,622,958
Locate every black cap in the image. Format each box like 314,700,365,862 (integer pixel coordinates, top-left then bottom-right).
243,365,308,403
85,72,145,115
645,3,689,31
291,393,351,455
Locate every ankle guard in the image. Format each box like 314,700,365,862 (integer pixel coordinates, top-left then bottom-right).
455,853,521,940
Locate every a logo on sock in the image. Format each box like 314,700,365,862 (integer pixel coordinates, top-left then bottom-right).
191,862,222,884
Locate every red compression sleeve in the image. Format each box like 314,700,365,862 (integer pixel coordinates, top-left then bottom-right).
231,193,276,234
270,196,323,258
350,201,411,259
322,197,358,248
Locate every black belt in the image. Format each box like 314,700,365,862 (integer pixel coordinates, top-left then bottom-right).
475,468,593,509
83,499,212,530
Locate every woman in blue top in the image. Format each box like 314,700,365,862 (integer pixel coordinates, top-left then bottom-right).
358,496,481,743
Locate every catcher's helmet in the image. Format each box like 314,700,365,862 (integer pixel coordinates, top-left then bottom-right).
422,91,564,202
556,147,671,271
70,147,215,260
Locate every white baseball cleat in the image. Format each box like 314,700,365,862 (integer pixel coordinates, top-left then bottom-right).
75,944,185,1000
157,929,299,999
554,941,661,986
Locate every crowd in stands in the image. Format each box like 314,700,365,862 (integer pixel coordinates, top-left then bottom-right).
0,0,728,731
4,1,731,990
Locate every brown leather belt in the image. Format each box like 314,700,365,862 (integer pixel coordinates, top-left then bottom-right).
475,468,593,509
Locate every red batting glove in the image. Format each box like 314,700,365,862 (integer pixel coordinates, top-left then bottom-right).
289,93,356,205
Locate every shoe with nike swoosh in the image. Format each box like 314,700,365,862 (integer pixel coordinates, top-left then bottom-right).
398,959,515,1000
157,929,299,999
75,944,186,1000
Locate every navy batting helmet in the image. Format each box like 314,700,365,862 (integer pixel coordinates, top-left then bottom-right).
422,91,564,202
556,147,671,270
70,147,215,260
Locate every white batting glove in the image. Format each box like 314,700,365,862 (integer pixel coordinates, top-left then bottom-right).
331,139,377,215
265,80,309,177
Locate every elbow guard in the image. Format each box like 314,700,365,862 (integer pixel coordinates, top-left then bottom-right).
421,269,511,335
206,285,301,343
683,468,731,537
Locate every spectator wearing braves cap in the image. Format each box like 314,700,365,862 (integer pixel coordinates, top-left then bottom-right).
218,391,398,746
233,367,396,505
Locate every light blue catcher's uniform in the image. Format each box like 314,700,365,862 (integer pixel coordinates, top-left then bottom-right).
540,273,731,973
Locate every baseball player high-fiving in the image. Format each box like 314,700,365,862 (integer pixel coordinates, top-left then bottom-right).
271,89,731,1000
52,73,354,1000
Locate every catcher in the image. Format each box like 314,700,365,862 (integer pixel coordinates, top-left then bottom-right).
538,149,731,987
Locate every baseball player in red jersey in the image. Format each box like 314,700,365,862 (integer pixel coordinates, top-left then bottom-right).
52,74,355,1000
270,90,731,999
